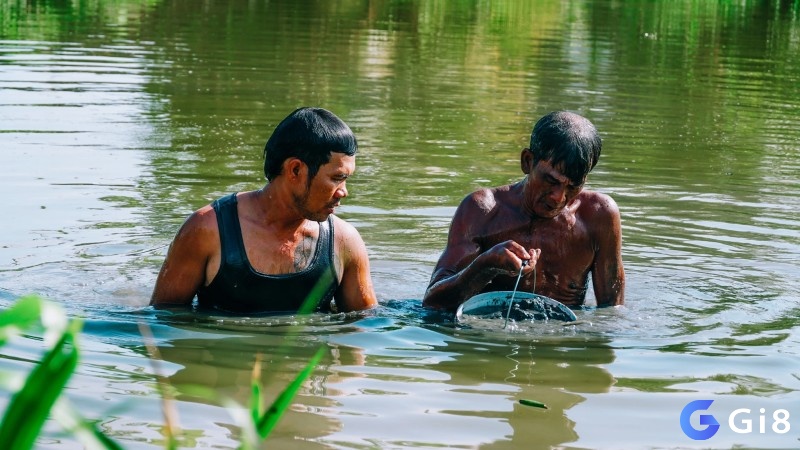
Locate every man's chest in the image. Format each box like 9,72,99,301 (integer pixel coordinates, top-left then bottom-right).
240,225,320,275
480,220,595,265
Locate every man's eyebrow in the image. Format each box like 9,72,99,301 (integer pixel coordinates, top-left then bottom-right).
545,171,568,183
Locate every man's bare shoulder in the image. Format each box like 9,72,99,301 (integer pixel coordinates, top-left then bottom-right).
330,214,357,235
449,186,519,240
329,215,369,276
330,214,366,251
173,204,219,247
182,204,216,230
458,185,512,217
576,190,620,222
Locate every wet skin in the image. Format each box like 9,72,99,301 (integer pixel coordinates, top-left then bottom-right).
423,150,625,311
150,153,377,312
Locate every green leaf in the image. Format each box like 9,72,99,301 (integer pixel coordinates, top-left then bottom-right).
250,359,263,426
0,327,80,449
255,346,325,439
0,295,43,345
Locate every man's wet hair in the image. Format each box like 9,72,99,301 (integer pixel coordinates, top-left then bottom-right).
264,107,358,183
529,111,602,185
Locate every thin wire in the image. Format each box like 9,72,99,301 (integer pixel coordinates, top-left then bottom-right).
503,260,528,329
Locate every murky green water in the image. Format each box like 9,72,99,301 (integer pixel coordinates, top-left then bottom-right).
1,0,799,448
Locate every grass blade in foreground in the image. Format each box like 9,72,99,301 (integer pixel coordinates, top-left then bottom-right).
255,346,326,439
0,323,80,449
297,271,334,315
0,296,124,450
0,295,44,345
250,355,264,425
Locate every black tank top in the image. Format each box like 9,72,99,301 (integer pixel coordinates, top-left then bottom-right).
197,193,339,314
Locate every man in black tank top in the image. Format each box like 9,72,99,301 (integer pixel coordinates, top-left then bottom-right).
150,107,377,314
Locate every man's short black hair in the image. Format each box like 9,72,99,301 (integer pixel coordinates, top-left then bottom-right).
264,107,358,182
529,111,602,185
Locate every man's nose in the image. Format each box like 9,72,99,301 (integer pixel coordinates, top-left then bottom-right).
549,184,566,204
335,183,348,198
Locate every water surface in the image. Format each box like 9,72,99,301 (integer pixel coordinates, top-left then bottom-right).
1,0,799,448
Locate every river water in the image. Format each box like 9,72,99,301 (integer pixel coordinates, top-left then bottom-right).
1,0,799,448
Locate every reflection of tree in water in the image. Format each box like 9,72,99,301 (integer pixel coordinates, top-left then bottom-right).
429,335,616,449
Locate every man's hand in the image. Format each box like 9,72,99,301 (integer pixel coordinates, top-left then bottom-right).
476,240,540,277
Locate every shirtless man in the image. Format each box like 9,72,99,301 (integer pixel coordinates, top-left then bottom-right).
151,107,377,314
423,111,624,311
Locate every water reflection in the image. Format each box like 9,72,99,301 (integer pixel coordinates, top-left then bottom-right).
2,0,800,448
319,320,617,448
156,335,343,447
77,310,616,448
435,337,616,449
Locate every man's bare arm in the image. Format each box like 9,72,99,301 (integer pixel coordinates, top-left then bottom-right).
150,209,216,307
423,242,493,311
423,194,536,311
333,218,377,312
589,193,625,306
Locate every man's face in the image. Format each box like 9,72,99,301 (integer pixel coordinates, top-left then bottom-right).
527,159,584,218
295,152,355,222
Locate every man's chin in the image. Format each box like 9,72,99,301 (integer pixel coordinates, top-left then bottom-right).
307,211,333,222
536,206,563,219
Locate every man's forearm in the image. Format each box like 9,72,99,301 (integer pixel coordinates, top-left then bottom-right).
422,262,497,310
594,271,625,307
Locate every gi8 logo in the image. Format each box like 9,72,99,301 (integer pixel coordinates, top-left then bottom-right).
680,400,720,440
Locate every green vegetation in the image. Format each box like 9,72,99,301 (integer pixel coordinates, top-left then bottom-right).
0,295,323,449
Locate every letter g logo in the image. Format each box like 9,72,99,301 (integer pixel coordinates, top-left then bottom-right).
680,399,720,440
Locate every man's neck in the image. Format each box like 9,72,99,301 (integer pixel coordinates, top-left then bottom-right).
248,184,308,232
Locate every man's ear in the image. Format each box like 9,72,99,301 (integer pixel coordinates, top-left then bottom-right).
521,148,534,174
284,158,307,182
